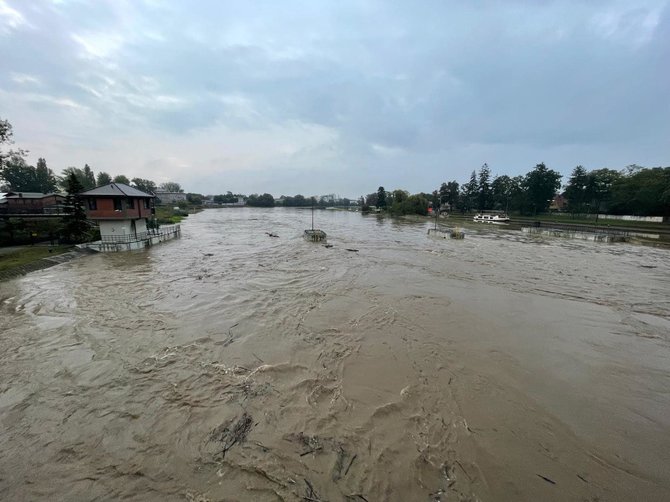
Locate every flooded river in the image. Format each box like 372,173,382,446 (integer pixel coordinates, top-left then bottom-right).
1,208,669,501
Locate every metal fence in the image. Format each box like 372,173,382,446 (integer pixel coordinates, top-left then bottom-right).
100,224,180,243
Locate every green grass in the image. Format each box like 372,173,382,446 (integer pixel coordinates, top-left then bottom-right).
0,245,73,274
154,206,190,225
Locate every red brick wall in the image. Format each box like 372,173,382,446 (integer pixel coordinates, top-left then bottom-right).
86,197,150,220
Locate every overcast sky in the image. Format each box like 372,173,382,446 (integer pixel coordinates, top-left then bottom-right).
1,0,668,197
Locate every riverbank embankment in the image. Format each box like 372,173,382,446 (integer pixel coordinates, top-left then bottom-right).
0,245,91,282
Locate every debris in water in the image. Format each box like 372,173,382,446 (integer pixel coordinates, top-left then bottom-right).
300,446,323,457
266,232,279,238
324,244,334,248
537,474,556,485
208,412,254,459
344,454,357,476
332,447,346,481
304,478,323,502
345,248,359,252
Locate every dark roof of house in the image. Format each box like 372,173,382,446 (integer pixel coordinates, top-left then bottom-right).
79,183,154,198
3,191,65,199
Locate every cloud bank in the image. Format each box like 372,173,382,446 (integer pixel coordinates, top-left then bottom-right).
1,0,668,196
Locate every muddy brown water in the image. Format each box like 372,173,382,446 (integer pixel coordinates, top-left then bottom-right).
1,208,669,501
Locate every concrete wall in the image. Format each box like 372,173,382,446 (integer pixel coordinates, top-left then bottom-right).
135,218,147,234
555,213,664,223
99,219,132,237
83,225,181,252
596,214,664,223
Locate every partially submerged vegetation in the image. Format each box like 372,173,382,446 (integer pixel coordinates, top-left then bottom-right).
0,245,74,280
153,205,190,225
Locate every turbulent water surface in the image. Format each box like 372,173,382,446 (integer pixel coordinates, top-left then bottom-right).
1,208,669,501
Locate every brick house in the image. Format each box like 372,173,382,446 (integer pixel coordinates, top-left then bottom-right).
79,183,154,240
0,192,66,214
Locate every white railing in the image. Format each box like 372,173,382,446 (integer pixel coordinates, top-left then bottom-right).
100,224,181,243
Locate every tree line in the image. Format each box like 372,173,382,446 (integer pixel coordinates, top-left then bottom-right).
363,162,669,217
1,118,183,195
210,193,354,208
563,165,669,217
3,117,667,217
361,188,432,216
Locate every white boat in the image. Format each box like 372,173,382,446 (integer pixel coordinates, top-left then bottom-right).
473,213,510,223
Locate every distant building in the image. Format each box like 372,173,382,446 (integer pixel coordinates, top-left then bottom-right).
155,191,187,205
319,194,337,204
550,193,567,212
0,191,66,214
220,196,245,206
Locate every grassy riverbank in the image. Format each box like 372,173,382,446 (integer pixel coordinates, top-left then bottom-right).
154,205,202,225
0,245,75,281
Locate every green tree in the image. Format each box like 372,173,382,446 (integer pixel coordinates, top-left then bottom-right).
363,192,376,207
159,181,183,193
96,171,112,186
585,168,620,215
507,176,526,213
388,192,429,216
391,189,409,204
113,174,130,184
491,175,514,212
1,153,39,191
131,178,157,194
60,167,89,192
213,191,239,204
439,182,449,205
438,181,459,210
564,165,589,214
186,193,204,205
477,163,492,211
0,117,13,170
524,163,562,215
35,158,57,193
83,164,95,189
377,186,387,208
246,193,275,207
0,117,11,145
61,172,89,242
609,167,670,216
460,171,479,212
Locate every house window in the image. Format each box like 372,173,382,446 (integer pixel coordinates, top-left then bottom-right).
144,199,151,209
127,198,135,209
114,198,122,211
88,199,97,210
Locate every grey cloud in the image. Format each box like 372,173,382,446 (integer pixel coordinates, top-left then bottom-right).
1,0,668,196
